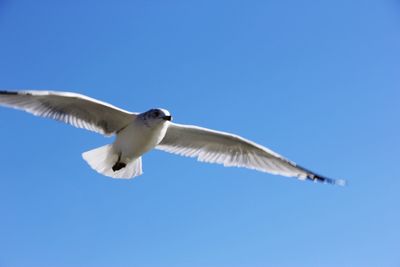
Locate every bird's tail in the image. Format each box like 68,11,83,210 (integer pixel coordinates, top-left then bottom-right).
82,144,142,179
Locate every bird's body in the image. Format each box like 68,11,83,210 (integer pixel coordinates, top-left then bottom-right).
0,90,345,186
81,108,172,178
114,114,169,163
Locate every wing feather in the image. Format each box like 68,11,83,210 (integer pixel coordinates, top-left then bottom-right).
157,122,345,185
0,90,136,135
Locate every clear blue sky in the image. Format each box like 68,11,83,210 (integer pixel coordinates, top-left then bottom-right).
0,1,399,266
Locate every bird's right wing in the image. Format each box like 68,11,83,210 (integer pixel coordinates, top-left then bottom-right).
157,122,345,185
0,90,136,135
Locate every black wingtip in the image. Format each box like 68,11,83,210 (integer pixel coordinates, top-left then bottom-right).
307,174,347,186
0,90,18,95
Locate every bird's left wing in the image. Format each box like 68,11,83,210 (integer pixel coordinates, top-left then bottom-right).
0,90,136,135
157,122,345,185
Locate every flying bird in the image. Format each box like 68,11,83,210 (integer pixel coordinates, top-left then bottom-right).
0,90,345,185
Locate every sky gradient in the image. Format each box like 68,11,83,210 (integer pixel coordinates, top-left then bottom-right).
0,1,399,267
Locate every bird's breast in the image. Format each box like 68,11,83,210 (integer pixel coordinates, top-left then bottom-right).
114,120,169,159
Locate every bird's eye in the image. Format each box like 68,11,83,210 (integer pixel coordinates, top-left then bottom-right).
153,110,160,117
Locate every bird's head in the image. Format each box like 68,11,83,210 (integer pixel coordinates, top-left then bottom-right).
140,108,172,126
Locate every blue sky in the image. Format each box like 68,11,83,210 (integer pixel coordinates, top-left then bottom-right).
0,1,399,266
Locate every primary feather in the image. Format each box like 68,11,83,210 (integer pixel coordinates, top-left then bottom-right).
157,123,345,186
0,90,135,135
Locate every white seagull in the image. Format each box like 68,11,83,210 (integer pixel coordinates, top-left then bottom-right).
0,90,345,185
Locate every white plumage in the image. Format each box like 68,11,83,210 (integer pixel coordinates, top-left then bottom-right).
0,90,135,135
0,90,345,186
157,123,308,178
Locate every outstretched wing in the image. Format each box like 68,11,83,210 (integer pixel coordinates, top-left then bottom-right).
0,90,136,135
157,122,345,186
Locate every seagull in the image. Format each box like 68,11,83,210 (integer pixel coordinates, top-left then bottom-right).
0,90,345,185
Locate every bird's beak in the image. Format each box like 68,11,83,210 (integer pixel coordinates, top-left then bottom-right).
163,115,172,121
